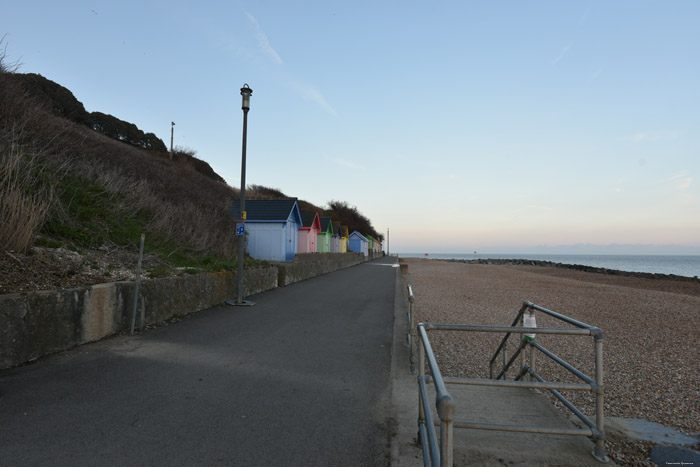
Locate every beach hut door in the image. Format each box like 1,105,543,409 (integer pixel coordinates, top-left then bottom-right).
285,220,295,261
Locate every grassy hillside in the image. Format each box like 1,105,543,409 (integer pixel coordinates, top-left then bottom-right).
0,57,382,291
0,68,243,278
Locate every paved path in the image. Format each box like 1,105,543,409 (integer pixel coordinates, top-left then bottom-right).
0,256,399,467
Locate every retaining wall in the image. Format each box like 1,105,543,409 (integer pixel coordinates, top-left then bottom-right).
276,252,378,286
0,252,385,369
0,267,277,370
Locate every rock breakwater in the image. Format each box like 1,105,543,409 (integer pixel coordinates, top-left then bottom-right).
446,258,699,282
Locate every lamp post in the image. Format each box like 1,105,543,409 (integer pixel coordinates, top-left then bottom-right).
227,84,255,306
170,121,175,160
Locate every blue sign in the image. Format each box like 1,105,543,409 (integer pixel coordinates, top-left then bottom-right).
236,223,245,236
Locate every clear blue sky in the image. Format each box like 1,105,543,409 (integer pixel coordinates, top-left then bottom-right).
4,1,699,254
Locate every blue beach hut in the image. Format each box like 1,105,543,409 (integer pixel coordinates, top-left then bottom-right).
348,231,369,256
228,198,302,262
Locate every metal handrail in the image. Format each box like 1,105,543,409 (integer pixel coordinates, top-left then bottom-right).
415,297,609,466
407,284,416,374
417,323,456,467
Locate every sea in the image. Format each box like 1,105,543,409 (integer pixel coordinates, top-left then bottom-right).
397,253,700,278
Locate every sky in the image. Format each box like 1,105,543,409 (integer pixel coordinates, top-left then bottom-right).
3,1,699,254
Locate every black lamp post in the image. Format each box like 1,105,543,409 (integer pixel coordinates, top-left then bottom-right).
227,84,255,306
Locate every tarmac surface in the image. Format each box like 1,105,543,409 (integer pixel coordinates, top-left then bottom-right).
0,256,398,467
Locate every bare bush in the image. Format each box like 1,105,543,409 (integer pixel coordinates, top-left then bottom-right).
0,34,22,74
0,144,54,253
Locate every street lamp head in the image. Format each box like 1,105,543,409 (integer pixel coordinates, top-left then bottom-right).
240,83,253,110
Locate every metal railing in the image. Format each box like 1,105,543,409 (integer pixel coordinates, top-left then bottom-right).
407,284,416,374
418,323,456,467
416,299,609,466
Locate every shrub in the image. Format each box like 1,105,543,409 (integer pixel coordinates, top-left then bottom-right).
0,145,54,253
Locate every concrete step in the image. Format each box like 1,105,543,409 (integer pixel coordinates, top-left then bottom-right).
427,384,604,466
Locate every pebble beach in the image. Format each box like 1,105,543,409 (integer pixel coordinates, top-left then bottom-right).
401,257,700,464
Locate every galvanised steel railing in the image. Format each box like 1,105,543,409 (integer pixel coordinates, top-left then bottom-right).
417,323,456,467
416,300,609,466
407,284,416,374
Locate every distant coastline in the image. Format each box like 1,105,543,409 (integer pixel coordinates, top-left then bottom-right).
398,253,700,280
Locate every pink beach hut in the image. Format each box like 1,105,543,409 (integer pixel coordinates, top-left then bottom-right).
298,211,321,253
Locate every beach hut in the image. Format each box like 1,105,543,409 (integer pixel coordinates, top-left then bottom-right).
298,211,321,253
366,235,375,253
331,221,343,253
228,199,302,262
317,217,334,253
339,225,349,253
348,231,369,256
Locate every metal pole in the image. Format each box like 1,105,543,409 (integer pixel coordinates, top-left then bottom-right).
236,108,248,304
228,84,254,307
130,233,145,335
592,336,609,462
170,122,174,160
418,334,426,422
408,286,416,374
440,416,454,467
520,314,526,376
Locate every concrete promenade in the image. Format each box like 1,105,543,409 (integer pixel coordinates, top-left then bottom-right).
1,254,614,466
0,256,398,466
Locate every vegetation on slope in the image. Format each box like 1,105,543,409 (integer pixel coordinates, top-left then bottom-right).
0,62,241,276
0,43,382,292
246,185,384,241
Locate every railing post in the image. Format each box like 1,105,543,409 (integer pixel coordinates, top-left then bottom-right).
418,332,426,424
519,314,526,377
592,334,609,463
501,341,506,379
408,285,416,374
438,395,456,467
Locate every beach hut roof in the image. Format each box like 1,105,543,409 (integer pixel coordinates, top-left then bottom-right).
349,231,368,241
300,210,321,230
229,198,301,224
319,217,334,234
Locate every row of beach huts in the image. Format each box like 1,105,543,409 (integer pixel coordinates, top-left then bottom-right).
229,199,383,262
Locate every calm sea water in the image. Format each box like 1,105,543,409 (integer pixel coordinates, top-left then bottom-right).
398,253,700,278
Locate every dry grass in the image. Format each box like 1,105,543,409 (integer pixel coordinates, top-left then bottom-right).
0,145,54,253
0,69,240,258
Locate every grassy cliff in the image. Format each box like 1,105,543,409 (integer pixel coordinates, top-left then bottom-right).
1,59,382,288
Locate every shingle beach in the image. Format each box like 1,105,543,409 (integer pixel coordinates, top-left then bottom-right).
401,257,700,464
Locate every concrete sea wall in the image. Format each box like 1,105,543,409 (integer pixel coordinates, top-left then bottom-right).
276,251,377,286
0,252,383,369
